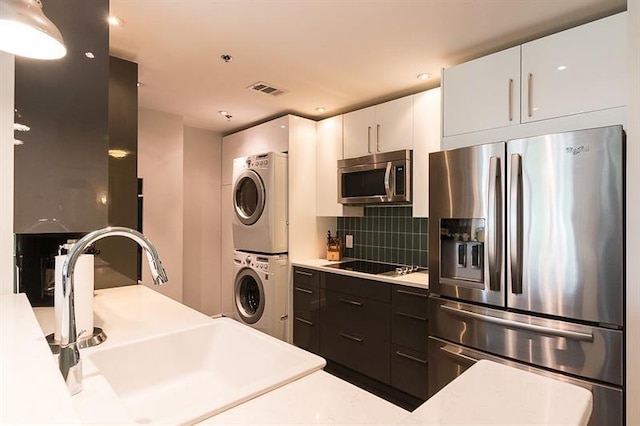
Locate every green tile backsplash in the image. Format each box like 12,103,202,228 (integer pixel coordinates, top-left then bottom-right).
336,206,428,267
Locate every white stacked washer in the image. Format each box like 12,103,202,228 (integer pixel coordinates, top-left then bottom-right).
231,250,289,341
232,152,288,254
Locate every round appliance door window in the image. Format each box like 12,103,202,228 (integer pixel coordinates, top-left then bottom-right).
234,268,265,324
233,170,266,226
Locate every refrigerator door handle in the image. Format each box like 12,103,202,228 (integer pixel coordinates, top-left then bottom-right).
439,344,479,365
509,153,523,294
440,304,594,342
487,156,501,291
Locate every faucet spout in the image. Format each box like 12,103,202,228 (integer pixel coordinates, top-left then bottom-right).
58,226,168,394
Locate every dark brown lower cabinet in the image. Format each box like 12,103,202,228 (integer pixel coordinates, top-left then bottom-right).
292,268,429,405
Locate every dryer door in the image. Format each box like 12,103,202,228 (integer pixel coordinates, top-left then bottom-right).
233,170,266,226
234,267,265,324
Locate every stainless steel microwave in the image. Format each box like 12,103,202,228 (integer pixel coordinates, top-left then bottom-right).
338,150,412,205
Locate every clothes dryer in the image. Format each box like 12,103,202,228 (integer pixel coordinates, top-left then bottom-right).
232,152,288,254
231,250,289,341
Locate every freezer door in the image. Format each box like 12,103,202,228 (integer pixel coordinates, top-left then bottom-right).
428,336,622,426
428,142,506,307
506,125,624,325
430,297,623,386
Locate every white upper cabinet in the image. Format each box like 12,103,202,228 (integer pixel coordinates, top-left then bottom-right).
521,12,627,123
316,115,363,217
443,47,521,137
442,12,627,138
412,88,441,218
343,95,414,158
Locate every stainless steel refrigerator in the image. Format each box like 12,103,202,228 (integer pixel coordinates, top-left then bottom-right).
428,125,624,425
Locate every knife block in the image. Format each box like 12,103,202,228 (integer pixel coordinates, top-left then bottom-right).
326,237,343,261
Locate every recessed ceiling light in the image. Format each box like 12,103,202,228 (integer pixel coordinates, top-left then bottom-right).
218,110,232,121
315,107,326,113
220,54,233,63
557,65,567,71
417,73,431,81
85,52,95,59
108,16,123,26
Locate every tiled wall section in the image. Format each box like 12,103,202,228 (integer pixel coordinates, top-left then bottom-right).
336,206,428,267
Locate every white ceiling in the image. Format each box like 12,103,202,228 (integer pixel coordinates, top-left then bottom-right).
109,0,626,135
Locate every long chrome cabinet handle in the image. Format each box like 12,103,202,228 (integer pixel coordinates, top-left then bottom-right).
339,332,364,343
487,156,501,291
510,153,523,294
508,78,513,121
395,351,428,364
376,124,381,152
396,311,428,322
294,317,313,326
527,73,533,117
295,286,313,294
440,304,594,342
396,288,429,298
367,126,372,153
339,298,363,306
295,270,313,277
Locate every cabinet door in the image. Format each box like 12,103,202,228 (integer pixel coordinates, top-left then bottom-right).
316,116,363,217
343,106,376,158
521,12,627,123
375,95,414,153
443,46,521,137
412,88,441,217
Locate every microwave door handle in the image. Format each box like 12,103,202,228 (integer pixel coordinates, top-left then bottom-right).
384,162,393,201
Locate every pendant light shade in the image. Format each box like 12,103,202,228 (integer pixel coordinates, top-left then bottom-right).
0,0,66,59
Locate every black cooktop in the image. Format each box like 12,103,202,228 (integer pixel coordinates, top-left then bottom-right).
325,260,399,275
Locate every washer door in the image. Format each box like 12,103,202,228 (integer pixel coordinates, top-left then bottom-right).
234,268,265,324
233,169,266,226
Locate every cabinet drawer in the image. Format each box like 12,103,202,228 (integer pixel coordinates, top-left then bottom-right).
293,267,320,291
323,273,390,303
391,344,428,399
320,290,390,383
293,315,319,354
392,285,429,352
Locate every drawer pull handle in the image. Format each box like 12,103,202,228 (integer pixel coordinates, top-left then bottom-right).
339,298,363,306
295,287,314,294
396,351,428,364
396,289,429,298
396,311,428,322
295,270,313,277
295,317,313,326
339,332,364,343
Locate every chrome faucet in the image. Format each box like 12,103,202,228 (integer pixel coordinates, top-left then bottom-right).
58,226,168,395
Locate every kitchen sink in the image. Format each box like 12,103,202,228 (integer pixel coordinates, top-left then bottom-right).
87,317,325,425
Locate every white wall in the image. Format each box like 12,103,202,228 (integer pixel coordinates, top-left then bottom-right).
0,52,14,293
183,126,222,316
627,3,639,424
138,108,184,302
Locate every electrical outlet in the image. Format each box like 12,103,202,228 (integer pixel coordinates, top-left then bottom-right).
345,234,353,249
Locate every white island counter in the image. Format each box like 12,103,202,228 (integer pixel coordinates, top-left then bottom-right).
1,285,592,425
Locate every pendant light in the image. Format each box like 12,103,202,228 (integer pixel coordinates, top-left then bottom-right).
0,0,66,59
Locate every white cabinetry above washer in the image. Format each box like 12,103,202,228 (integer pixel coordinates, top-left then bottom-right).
442,12,627,138
343,95,414,158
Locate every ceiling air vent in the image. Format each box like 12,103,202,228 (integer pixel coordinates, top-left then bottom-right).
247,81,286,97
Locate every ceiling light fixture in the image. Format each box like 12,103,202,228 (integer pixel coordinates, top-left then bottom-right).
107,15,123,26
218,110,232,121
84,51,94,59
220,54,232,63
417,73,431,81
0,0,66,59
315,107,326,114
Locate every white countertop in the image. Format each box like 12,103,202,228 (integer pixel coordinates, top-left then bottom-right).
401,360,593,425
292,258,429,290
8,285,592,425
0,294,80,425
